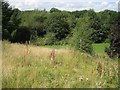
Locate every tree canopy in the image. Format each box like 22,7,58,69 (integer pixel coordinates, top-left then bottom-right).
2,1,118,55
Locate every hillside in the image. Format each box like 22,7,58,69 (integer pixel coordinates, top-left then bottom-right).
2,41,118,88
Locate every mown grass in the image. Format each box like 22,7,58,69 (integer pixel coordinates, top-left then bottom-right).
2,41,118,88
93,43,110,54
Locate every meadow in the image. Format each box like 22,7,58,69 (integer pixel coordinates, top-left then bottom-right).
2,41,118,88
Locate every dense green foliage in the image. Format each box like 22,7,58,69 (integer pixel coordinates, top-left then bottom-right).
2,1,13,40
2,1,21,41
45,12,70,41
105,14,120,58
0,1,2,40
2,1,118,55
11,26,31,43
70,16,93,54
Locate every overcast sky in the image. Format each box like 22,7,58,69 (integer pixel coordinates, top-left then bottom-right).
7,0,119,12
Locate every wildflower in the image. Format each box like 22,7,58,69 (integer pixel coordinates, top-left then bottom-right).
49,49,55,61
79,76,84,81
99,81,101,86
109,68,112,70
97,61,102,77
86,78,89,81
103,80,106,86
109,68,112,76
96,82,98,86
81,53,83,55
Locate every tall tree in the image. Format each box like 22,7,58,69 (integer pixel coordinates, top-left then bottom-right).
106,14,120,58
50,8,61,13
87,9,104,43
98,10,118,42
70,16,93,54
2,1,13,40
2,1,21,41
0,1,2,40
45,12,70,41
33,15,47,37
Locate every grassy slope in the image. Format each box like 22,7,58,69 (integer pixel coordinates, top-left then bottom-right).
2,41,118,88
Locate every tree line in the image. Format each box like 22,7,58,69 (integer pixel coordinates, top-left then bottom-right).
2,1,120,57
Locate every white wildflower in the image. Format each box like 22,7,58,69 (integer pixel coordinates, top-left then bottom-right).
86,78,89,81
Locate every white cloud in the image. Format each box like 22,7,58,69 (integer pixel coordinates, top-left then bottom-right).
88,1,92,4
7,0,118,11
101,2,108,6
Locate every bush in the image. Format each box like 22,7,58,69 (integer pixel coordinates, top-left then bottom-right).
33,33,56,46
44,33,56,45
11,26,31,43
69,17,93,54
2,29,11,40
70,29,93,54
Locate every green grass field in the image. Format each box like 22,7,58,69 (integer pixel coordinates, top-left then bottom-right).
43,43,110,54
93,43,109,54
2,41,118,88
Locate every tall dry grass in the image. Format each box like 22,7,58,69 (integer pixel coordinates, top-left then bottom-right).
2,41,118,88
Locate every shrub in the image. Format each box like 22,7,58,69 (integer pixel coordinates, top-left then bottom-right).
11,26,31,43
33,33,56,46
69,17,93,54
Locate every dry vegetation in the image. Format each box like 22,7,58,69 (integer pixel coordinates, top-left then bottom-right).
2,41,118,88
